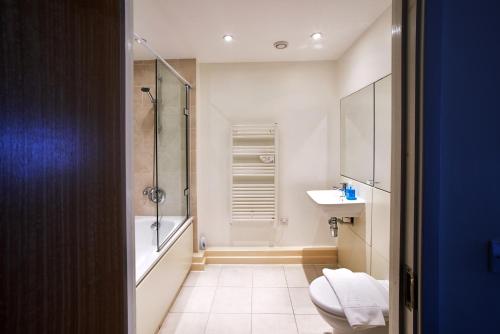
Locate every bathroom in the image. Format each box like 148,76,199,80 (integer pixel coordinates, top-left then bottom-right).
6,0,500,333
133,1,392,333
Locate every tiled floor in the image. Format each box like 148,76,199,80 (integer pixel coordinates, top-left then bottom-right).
159,264,335,334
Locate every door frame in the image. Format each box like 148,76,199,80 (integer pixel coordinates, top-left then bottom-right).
390,0,425,333
389,0,404,332
123,1,425,333
124,0,136,333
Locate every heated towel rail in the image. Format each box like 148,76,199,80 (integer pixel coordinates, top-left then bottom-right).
231,124,278,224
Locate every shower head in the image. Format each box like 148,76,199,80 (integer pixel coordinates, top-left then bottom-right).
140,86,156,104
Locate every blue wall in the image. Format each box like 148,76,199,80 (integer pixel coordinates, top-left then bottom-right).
423,1,500,333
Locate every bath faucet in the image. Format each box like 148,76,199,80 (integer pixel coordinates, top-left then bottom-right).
143,186,166,204
150,220,160,246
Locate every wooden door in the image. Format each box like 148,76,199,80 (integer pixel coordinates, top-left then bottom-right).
0,1,129,333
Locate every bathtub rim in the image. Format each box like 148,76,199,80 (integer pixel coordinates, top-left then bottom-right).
136,216,193,286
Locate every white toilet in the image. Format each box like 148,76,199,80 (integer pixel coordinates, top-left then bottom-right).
309,276,389,334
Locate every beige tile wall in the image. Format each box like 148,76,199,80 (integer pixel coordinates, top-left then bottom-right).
134,60,156,216
133,59,198,250
337,177,390,279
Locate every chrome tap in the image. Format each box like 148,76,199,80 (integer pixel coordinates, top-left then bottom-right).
143,186,166,203
332,182,348,196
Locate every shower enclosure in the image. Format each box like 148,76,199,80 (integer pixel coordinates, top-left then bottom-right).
134,36,194,334
138,56,191,254
152,59,190,251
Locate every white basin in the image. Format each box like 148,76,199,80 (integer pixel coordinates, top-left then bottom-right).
307,190,365,217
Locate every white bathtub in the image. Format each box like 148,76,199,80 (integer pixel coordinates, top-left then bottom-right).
135,215,189,283
135,215,193,334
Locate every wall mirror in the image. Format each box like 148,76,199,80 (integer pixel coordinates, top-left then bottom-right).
340,84,374,186
340,74,392,192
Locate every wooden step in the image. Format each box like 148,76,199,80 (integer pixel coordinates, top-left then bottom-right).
205,248,303,257
192,251,205,263
206,255,302,265
203,246,337,265
191,251,206,271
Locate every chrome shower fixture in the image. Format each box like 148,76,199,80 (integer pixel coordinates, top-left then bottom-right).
141,87,156,104
143,186,165,204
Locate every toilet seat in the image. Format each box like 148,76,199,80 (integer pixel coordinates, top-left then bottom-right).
309,276,390,319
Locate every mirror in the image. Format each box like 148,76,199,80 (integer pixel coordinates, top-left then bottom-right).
340,84,374,185
374,75,392,191
340,74,392,190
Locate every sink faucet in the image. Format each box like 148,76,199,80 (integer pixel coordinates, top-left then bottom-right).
332,182,348,196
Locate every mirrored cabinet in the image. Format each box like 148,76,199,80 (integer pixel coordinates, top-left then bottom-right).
374,75,391,192
340,84,374,186
340,74,392,192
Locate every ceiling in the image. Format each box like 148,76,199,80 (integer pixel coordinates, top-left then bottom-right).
133,0,391,63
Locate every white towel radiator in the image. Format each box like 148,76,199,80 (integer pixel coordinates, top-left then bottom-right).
231,124,278,224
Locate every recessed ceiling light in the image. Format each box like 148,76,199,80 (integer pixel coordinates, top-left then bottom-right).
311,32,323,40
273,41,289,50
223,34,233,42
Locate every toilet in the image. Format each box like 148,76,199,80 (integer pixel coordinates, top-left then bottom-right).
309,276,389,334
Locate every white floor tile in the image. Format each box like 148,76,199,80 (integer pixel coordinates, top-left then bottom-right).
253,264,283,269
251,314,298,334
212,287,252,314
183,269,221,287
253,266,287,287
159,313,209,334
219,266,253,287
289,288,318,314
169,286,216,313
205,264,224,271
294,315,332,334
165,264,337,334
252,288,293,314
205,313,251,334
284,265,319,287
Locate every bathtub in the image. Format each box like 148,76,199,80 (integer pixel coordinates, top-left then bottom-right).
135,215,190,283
135,215,193,334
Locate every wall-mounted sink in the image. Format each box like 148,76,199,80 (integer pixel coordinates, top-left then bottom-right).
306,190,365,217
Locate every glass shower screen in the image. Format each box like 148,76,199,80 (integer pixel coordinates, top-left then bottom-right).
154,59,189,250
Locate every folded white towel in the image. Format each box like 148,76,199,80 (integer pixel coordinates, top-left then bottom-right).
323,268,387,330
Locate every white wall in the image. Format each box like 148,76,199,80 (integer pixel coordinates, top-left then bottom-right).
333,6,392,279
196,6,392,252
198,61,338,247
336,7,392,98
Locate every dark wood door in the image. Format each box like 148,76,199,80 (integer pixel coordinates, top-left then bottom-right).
0,1,128,333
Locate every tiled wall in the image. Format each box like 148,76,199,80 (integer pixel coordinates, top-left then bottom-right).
337,177,390,279
133,59,198,249
133,60,156,216
333,7,392,279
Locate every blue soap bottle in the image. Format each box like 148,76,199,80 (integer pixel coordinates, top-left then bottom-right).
346,185,357,200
